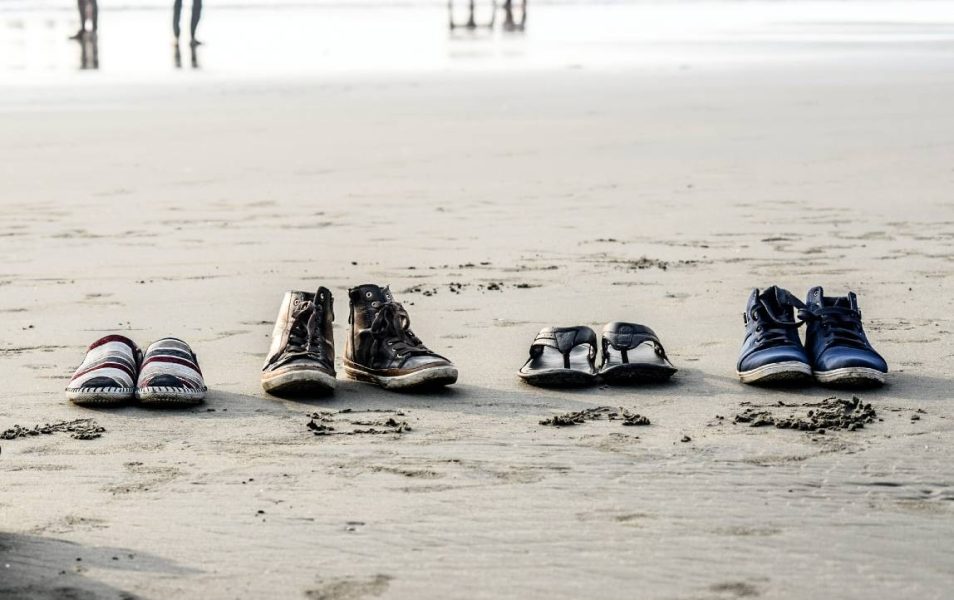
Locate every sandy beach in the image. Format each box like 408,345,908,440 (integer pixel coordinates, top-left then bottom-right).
2,1,954,598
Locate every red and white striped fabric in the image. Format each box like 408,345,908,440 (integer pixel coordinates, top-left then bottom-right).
136,337,207,405
66,335,141,405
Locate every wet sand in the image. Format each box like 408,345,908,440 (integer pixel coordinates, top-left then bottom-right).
2,4,954,598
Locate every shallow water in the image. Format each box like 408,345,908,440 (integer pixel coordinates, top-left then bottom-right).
2,1,954,85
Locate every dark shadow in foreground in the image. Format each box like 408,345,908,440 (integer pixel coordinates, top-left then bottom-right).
0,532,198,599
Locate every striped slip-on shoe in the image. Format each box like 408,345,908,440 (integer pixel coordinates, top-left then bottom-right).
136,337,207,406
66,335,141,406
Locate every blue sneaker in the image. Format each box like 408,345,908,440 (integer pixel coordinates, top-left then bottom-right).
801,287,887,388
736,286,812,385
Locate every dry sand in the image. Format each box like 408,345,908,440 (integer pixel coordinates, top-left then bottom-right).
1,5,954,598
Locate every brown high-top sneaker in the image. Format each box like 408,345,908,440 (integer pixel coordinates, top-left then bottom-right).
262,287,336,395
344,284,458,390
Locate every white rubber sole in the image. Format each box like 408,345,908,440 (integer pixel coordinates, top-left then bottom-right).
66,387,134,406
344,361,458,390
261,367,337,394
136,386,206,405
814,367,886,387
737,361,812,385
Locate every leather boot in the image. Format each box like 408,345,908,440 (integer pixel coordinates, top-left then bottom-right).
344,284,457,390
262,287,336,394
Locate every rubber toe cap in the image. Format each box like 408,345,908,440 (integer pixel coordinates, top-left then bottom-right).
145,374,186,387
78,376,123,389
739,346,810,373
403,355,453,369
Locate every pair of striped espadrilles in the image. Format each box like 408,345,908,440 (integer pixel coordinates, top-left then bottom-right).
65,335,207,406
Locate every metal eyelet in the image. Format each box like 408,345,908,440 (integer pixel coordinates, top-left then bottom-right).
365,292,373,299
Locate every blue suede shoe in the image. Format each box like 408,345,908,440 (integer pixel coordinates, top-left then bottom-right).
801,287,887,388
736,286,812,385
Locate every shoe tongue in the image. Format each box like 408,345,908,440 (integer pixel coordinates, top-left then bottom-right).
759,285,790,310
755,285,797,322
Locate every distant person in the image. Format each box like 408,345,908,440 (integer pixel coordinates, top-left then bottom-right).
173,0,202,47
70,0,98,39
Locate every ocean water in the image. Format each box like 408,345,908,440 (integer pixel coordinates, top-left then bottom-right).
6,0,684,9
2,0,954,83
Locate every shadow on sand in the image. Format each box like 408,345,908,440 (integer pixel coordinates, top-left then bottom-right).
74,389,303,421
0,532,197,599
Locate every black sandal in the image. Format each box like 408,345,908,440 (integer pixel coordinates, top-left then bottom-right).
518,326,598,387
599,322,677,384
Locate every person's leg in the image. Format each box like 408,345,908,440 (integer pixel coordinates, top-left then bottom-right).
189,0,202,44
71,0,86,38
90,0,98,33
173,0,183,40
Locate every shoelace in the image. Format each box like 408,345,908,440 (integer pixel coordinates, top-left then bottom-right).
750,293,806,348
799,305,868,350
286,300,325,360
370,302,432,359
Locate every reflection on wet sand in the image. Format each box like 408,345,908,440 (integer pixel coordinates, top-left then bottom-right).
3,2,540,78
448,0,527,32
502,0,526,32
174,43,201,69
77,32,98,70
448,0,495,30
